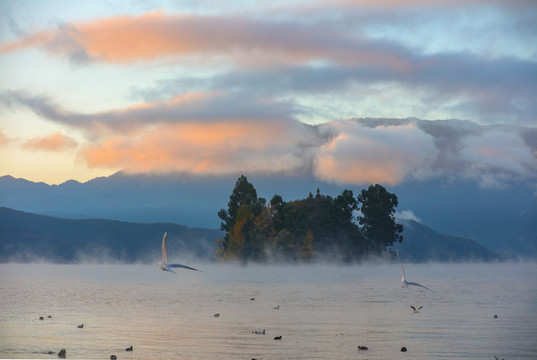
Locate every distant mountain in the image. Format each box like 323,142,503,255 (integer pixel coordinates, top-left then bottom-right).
0,207,223,263
393,220,512,263
0,172,235,226
0,207,510,263
0,172,536,257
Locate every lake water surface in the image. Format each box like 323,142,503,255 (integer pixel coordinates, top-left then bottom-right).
1,262,536,359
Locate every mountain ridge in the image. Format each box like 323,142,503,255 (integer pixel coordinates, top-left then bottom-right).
1,172,536,257
0,207,510,264
0,206,221,263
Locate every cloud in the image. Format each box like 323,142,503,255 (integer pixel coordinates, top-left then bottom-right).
314,121,438,185
353,118,537,187
0,90,301,136
396,209,421,223
1,10,368,66
458,129,537,186
2,5,535,125
2,89,536,187
79,120,319,175
0,129,13,146
23,131,78,152
132,51,537,125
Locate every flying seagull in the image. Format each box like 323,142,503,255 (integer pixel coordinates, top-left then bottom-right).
410,305,423,313
158,232,200,273
396,251,434,292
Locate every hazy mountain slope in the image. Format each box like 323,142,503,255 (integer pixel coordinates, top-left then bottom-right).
394,220,509,263
0,207,223,263
0,207,508,263
1,172,535,256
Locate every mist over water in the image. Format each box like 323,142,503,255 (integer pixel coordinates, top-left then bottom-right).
1,262,536,359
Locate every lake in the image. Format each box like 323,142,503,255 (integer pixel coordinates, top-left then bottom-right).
1,262,536,359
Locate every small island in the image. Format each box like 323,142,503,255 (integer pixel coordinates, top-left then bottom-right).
216,175,403,263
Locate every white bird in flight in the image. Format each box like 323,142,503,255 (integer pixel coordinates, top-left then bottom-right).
158,232,200,273
396,251,434,292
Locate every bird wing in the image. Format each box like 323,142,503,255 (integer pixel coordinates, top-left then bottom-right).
162,263,176,274
168,263,200,272
406,281,435,293
418,306,423,310
410,305,416,311
396,250,406,281
161,232,168,263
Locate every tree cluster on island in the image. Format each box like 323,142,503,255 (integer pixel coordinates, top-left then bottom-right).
216,175,403,263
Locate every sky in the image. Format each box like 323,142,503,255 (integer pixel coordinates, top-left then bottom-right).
0,0,536,187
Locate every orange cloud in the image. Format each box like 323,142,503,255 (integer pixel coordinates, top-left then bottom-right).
0,9,410,69
78,116,444,186
0,32,53,55
77,10,196,62
79,120,315,174
74,10,343,65
23,131,78,152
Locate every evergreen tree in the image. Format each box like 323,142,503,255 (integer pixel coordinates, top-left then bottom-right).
217,175,265,254
357,184,403,255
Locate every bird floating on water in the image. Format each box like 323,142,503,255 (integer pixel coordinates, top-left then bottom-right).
357,346,368,351
125,345,133,352
77,324,84,328
158,232,200,273
396,251,434,292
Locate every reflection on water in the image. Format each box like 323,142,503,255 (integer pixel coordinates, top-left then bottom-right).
1,263,536,359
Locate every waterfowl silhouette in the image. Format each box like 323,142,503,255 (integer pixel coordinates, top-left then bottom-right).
125,345,133,351
158,232,200,273
357,346,368,350
77,324,84,328
410,305,423,313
